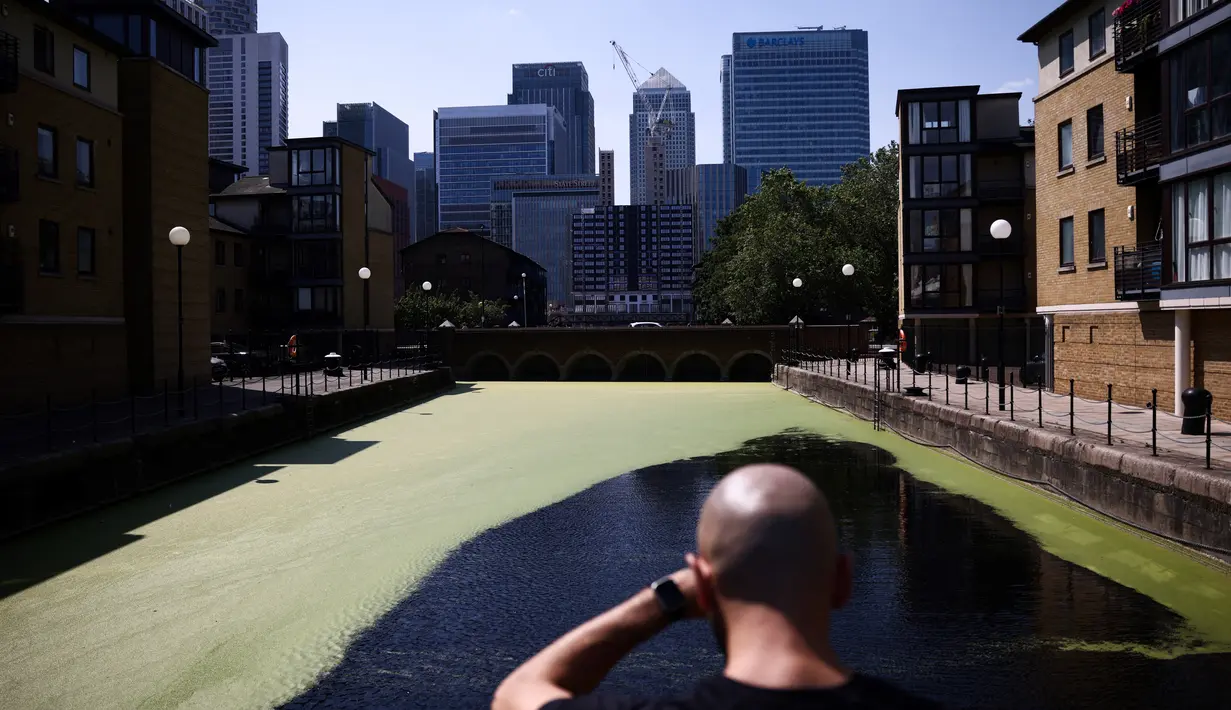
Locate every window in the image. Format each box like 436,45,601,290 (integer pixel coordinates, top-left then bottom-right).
1171,169,1231,283
234,288,245,313
76,138,94,187
73,47,91,90
33,26,54,75
1169,24,1231,152
460,251,472,264
292,195,339,232
1088,209,1106,263
1059,121,1074,169
908,264,973,309
908,155,972,198
215,239,226,266
1059,30,1075,76
906,100,972,144
293,286,341,314
234,242,245,267
1089,9,1106,59
39,221,61,274
37,126,57,178
77,227,96,275
1171,0,1216,24
215,288,226,313
1060,217,1075,267
907,208,973,253
291,147,338,186
1087,106,1104,160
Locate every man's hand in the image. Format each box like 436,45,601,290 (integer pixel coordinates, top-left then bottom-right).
670,554,706,620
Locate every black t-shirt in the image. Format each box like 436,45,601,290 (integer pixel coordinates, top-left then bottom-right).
541,674,942,710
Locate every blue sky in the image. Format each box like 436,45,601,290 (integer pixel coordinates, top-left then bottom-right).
261,0,1062,203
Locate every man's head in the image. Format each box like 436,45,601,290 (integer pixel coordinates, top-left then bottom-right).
687,464,851,650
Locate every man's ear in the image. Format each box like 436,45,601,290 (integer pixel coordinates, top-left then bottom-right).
689,553,716,614
831,552,853,610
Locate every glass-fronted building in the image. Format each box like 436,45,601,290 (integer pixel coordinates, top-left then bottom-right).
666,164,748,260
413,151,437,242
207,32,289,176
201,0,256,36
435,105,568,240
508,62,593,174
490,175,599,303
724,28,870,191
571,205,694,322
323,103,413,193
630,69,695,205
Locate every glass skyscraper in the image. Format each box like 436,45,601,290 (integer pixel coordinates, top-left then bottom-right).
201,0,256,36
413,152,438,242
630,69,695,205
435,105,568,241
490,175,599,303
667,164,748,260
724,28,870,191
323,103,413,192
508,62,592,175
207,32,288,176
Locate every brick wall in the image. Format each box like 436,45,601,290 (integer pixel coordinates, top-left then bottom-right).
1034,60,1137,308
1053,311,1176,406
1194,310,1231,420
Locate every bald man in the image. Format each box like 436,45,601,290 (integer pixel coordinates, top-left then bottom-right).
492,464,941,710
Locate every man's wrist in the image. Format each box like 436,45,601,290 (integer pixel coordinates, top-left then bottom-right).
628,588,673,636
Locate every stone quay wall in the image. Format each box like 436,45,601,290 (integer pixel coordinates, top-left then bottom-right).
776,366,1231,555
0,369,455,541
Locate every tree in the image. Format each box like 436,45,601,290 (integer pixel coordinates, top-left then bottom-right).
395,290,508,330
693,143,899,329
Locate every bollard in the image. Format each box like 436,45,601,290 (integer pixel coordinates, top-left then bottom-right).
985,377,989,414
1010,373,1015,421
964,374,968,410
946,364,950,405
1070,380,1075,435
1151,389,1158,456
928,367,932,401
1107,383,1113,445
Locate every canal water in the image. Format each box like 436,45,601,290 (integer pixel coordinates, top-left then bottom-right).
1,383,1229,709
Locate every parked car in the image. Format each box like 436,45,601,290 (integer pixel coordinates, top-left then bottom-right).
210,341,251,377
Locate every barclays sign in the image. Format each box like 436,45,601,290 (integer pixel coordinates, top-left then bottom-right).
745,36,807,49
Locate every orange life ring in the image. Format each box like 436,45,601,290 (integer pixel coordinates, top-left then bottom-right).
898,329,907,353
288,334,298,359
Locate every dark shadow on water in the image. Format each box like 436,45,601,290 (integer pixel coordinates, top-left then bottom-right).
282,431,1230,710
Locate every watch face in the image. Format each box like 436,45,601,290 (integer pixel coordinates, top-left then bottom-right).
652,578,686,618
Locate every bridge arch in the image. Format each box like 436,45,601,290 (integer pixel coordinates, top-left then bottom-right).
615,351,668,382
562,350,615,381
512,351,561,381
670,351,723,382
464,351,511,380
726,350,773,382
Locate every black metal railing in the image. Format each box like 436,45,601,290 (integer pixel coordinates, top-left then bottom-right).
974,289,1027,313
1115,114,1164,184
976,233,1024,255
0,144,17,203
1114,242,1163,300
1113,0,1163,71
0,31,16,94
976,180,1025,200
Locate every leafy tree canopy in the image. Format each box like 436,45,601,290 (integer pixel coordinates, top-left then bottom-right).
395,290,509,330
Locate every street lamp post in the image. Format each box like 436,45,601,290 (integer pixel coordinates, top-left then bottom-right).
991,219,1012,411
168,227,191,408
359,266,371,380
842,264,855,374
420,281,431,364
791,277,803,360
513,294,520,326
520,272,528,326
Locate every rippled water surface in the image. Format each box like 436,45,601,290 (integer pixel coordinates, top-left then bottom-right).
1,383,1229,710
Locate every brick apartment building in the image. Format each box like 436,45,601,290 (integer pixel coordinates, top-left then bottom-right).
895,86,1041,373
208,137,397,357
1,0,215,412
1020,0,1231,417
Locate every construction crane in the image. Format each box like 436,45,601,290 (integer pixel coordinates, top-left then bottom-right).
611,40,673,139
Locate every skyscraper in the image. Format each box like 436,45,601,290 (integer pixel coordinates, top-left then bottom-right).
508,62,593,174
599,149,614,207
201,0,257,35
666,164,748,260
725,28,870,191
629,68,695,206
434,105,568,241
322,103,413,194
413,152,438,242
490,175,599,303
207,32,288,175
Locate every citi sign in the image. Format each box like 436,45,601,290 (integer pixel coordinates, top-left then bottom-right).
537,65,557,77
746,36,806,48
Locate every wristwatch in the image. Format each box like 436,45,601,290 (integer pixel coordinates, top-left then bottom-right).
650,576,687,622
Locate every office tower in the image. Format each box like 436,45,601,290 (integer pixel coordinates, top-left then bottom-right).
726,28,870,191
201,0,257,35
321,103,413,193
599,149,615,206
666,164,748,260
509,62,593,174
571,205,694,324
207,32,288,175
721,55,733,164
434,105,568,240
490,176,600,303
629,68,695,205
413,152,438,242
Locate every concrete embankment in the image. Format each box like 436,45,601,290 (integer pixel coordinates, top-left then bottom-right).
776,366,1231,554
0,369,455,540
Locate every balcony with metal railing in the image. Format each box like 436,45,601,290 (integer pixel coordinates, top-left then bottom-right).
1114,242,1163,300
1113,0,1163,71
1114,114,1164,184
975,179,1025,201
0,30,17,94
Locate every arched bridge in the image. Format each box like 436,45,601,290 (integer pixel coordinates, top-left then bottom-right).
434,325,870,382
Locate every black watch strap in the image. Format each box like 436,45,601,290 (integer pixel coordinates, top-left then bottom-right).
650,576,687,622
